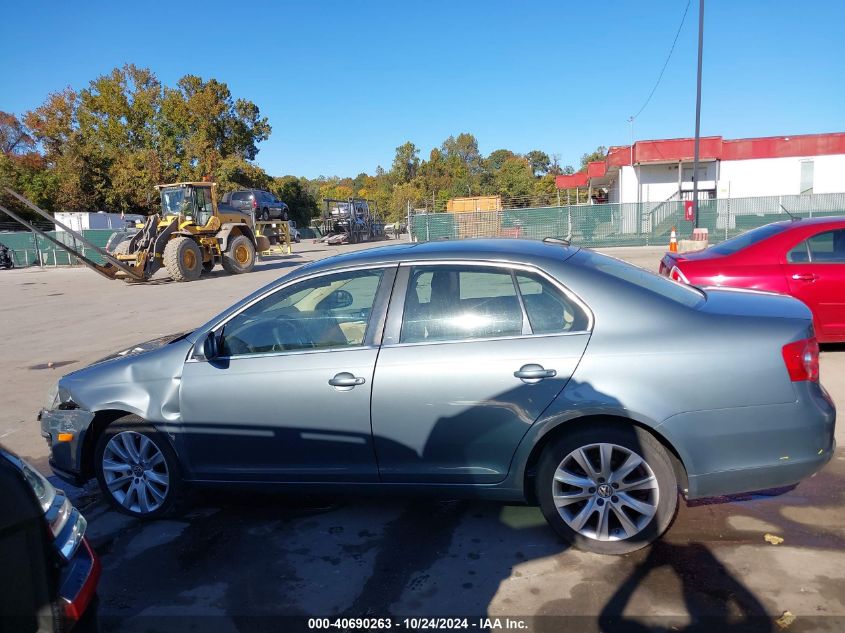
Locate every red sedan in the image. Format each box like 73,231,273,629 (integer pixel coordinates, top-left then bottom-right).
659,217,845,342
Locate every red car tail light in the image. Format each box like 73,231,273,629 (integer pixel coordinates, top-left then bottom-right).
782,337,820,382
252,197,258,209
669,266,689,284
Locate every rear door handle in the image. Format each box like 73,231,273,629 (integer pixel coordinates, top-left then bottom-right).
514,364,557,381
792,273,818,282
328,372,366,388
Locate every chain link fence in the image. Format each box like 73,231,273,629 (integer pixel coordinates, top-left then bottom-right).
0,229,114,268
2,193,844,267
410,192,845,247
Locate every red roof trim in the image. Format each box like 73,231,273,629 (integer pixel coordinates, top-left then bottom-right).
555,172,590,188
557,132,845,188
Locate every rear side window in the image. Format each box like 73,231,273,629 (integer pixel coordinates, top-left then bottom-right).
400,265,590,343
787,241,811,263
232,192,248,202
401,266,523,343
516,273,590,334
579,250,704,308
807,230,845,263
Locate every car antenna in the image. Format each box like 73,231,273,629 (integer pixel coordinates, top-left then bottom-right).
543,237,571,246
780,204,800,222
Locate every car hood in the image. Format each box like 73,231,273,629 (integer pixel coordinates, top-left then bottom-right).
93,330,193,365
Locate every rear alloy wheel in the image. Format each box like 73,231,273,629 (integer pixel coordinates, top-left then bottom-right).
537,424,678,554
163,236,202,282
94,421,181,518
222,234,256,274
261,209,270,221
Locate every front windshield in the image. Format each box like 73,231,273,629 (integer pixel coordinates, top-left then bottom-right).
161,187,191,216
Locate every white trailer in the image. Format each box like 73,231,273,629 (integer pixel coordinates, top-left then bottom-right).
54,211,144,232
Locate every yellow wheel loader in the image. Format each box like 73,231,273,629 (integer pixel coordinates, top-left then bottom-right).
0,183,270,283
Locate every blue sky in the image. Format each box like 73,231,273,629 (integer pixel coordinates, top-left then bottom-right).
2,1,843,178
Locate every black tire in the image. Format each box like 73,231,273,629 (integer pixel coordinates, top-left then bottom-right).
222,234,256,274
163,236,202,282
536,423,678,555
94,417,182,519
111,240,132,261
261,209,270,221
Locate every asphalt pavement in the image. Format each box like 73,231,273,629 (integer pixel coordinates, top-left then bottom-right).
1,240,843,632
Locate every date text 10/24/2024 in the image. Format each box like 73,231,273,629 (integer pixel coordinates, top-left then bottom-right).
308,617,529,630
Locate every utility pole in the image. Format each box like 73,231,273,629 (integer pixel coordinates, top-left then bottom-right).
691,0,705,229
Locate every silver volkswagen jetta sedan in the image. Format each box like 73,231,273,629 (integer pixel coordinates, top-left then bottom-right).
40,239,835,554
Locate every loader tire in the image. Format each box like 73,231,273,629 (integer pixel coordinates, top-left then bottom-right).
222,234,255,274
113,240,132,257
163,236,202,282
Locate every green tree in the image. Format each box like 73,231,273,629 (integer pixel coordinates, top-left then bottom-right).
441,133,481,175
580,146,607,169
271,176,319,226
390,141,420,184
494,157,535,205
526,150,551,177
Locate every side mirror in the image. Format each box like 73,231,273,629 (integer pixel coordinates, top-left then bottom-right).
320,289,353,310
194,331,220,361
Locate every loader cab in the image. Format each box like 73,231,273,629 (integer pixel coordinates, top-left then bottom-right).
158,183,217,228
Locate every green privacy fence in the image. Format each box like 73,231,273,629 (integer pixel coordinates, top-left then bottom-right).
0,229,115,267
411,192,845,247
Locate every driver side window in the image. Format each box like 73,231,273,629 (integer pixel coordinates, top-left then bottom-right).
220,269,385,357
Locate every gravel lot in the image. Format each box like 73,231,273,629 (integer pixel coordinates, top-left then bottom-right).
2,240,843,632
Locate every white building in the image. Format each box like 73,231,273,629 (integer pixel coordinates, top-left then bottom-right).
556,132,845,204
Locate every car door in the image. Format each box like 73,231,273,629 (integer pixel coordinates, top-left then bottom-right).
785,228,845,339
371,263,592,484
178,265,396,482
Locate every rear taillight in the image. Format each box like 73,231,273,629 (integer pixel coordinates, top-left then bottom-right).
252,198,257,209
669,266,689,284
782,337,820,382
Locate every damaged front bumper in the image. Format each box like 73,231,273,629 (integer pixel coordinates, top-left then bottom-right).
39,408,96,486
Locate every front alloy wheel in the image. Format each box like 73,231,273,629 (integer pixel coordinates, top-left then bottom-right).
537,424,678,554
95,420,181,518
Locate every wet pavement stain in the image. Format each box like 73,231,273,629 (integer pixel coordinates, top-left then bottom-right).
344,499,469,616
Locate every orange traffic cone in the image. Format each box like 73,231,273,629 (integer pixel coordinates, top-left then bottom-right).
669,226,678,253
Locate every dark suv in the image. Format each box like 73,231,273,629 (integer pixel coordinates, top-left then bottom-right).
220,189,289,221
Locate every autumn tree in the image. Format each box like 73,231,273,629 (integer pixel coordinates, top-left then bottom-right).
22,65,271,213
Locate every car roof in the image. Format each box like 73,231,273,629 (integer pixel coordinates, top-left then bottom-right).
772,215,845,229
300,238,581,273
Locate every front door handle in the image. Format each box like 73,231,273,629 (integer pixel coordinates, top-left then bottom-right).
792,273,818,282
328,372,366,388
514,364,557,382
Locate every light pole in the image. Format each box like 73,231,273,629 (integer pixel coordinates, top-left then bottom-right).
691,0,704,229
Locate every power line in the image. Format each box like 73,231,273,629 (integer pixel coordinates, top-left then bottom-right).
630,0,692,121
